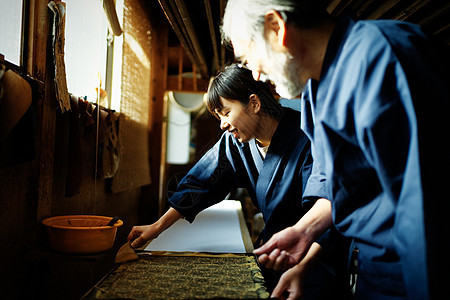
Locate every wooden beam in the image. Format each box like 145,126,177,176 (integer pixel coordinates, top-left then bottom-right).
158,0,207,77
173,0,209,77
391,0,430,21
102,0,123,36
367,0,401,20
326,0,353,17
433,23,449,36
165,0,196,57
204,0,219,73
326,0,344,15
219,0,226,68
416,2,450,27
351,0,378,18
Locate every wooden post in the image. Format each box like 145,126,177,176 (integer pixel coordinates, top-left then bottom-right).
28,0,57,221
178,46,183,90
148,1,169,217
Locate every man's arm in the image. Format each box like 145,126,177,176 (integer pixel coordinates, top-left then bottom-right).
271,242,323,299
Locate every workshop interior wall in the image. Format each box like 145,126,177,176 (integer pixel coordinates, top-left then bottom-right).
0,1,165,299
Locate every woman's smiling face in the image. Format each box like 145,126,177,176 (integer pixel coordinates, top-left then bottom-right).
215,97,260,143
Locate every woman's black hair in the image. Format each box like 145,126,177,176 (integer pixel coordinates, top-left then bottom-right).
206,64,283,119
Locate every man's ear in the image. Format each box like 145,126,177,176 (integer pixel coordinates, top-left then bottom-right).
249,94,261,113
264,10,287,49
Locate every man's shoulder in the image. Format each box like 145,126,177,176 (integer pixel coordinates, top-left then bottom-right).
348,19,425,50
352,18,421,35
333,18,427,71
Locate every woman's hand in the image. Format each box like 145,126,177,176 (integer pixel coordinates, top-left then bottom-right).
127,224,160,248
127,207,183,248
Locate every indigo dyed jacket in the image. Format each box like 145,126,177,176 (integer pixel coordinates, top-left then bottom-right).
301,16,450,299
168,108,315,240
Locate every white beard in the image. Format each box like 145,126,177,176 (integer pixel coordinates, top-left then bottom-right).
267,49,304,99
248,34,304,99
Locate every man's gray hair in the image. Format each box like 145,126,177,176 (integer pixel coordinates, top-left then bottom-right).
222,0,328,46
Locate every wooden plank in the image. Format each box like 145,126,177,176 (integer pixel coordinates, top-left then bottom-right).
158,92,169,217
193,64,197,91
178,46,183,90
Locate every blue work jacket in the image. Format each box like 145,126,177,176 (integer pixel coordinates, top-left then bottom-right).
169,108,313,240
301,16,450,299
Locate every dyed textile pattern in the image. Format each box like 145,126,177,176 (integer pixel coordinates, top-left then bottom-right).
85,254,269,299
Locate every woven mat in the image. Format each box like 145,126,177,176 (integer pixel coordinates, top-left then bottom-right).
83,254,269,299
111,0,152,193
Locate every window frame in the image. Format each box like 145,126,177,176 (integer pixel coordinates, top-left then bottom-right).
0,0,28,74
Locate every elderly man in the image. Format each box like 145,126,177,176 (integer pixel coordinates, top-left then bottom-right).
222,0,449,299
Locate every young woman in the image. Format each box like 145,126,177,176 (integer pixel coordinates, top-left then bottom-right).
128,64,350,298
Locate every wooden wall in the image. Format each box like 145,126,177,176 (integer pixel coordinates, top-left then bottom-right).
0,1,170,299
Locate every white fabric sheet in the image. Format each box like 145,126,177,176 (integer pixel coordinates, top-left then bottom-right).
144,200,247,253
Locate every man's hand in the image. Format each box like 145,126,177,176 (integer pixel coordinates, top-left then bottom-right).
271,265,305,300
270,242,323,299
253,226,313,271
253,198,333,270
